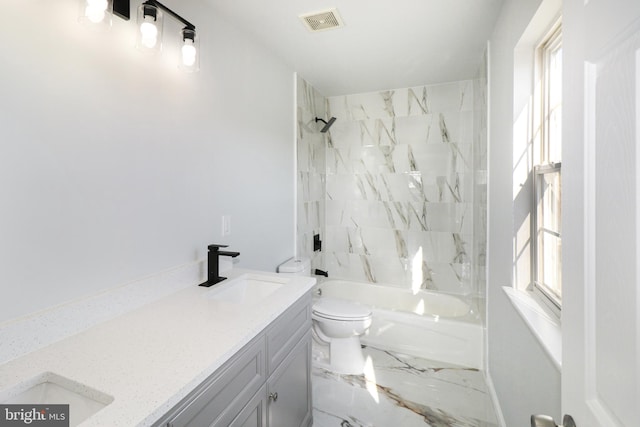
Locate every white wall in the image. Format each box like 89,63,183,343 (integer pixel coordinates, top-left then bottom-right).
487,0,562,424
0,0,295,323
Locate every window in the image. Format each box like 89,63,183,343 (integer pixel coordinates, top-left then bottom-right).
533,24,562,312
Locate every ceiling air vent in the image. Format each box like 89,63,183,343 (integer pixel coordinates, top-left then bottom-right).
299,9,344,32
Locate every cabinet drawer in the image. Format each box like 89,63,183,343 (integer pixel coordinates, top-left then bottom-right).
266,293,311,374
167,336,266,427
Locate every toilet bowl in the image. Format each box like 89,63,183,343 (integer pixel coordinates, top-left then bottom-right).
311,297,372,375
277,258,372,375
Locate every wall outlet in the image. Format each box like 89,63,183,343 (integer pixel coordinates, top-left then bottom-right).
222,215,231,236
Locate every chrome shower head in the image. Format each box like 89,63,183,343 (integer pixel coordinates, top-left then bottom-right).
315,117,337,133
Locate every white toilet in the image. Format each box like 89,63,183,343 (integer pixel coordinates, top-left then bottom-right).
311,296,372,375
278,258,373,375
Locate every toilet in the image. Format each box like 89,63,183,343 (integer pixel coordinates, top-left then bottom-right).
278,258,373,375
311,296,372,375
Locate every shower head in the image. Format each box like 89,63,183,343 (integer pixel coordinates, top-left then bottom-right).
315,117,337,133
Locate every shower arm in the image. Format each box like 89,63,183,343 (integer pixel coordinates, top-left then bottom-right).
314,117,337,133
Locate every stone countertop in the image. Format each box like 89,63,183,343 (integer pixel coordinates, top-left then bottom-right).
0,269,315,426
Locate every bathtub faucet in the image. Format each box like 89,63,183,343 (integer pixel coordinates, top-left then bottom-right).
314,269,328,277
199,244,240,287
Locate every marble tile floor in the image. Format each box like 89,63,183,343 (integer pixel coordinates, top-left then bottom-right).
312,345,499,427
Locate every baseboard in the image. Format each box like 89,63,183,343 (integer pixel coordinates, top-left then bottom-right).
484,369,507,427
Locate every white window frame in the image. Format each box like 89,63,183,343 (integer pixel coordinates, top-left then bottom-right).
531,22,562,316
533,163,562,311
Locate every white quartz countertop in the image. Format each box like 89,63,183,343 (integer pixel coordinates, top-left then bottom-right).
0,268,315,426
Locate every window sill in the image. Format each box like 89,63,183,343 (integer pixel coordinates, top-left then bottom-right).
502,286,562,370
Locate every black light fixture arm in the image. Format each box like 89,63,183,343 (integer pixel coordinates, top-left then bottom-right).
112,0,131,21
142,0,196,31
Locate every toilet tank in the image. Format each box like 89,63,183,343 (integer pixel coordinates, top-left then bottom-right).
277,258,311,276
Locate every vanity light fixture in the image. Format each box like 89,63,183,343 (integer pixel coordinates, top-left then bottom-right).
137,0,199,71
79,0,198,72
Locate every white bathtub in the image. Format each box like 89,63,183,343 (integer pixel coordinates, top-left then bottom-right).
315,279,483,369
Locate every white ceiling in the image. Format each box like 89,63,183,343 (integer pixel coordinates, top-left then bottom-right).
209,0,504,96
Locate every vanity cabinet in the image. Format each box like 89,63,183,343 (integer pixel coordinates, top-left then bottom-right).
154,292,312,427
230,334,312,427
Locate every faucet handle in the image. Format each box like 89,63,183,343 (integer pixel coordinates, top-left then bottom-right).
207,244,229,251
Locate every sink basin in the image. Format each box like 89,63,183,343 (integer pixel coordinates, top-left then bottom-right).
205,274,290,304
0,372,113,427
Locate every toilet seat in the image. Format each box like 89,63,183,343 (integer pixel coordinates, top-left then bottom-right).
313,297,372,321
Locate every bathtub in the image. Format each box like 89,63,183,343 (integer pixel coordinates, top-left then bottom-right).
315,279,483,369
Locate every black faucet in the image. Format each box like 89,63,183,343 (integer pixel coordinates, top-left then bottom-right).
199,244,240,287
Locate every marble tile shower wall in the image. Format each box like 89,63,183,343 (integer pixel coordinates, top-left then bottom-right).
473,52,489,312
296,76,327,270
325,82,477,294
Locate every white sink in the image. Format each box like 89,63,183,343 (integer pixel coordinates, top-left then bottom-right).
205,274,290,304
0,372,113,427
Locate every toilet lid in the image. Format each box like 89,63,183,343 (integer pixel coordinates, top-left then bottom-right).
313,297,372,320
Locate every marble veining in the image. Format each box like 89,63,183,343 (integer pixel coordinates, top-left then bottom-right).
407,87,429,115
297,75,487,296
321,83,477,293
381,91,395,117
312,346,498,427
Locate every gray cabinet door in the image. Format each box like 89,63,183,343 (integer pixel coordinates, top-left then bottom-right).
230,385,267,427
267,332,312,427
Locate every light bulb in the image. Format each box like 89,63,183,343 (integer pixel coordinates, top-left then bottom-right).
84,0,108,23
182,39,197,67
140,16,158,49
